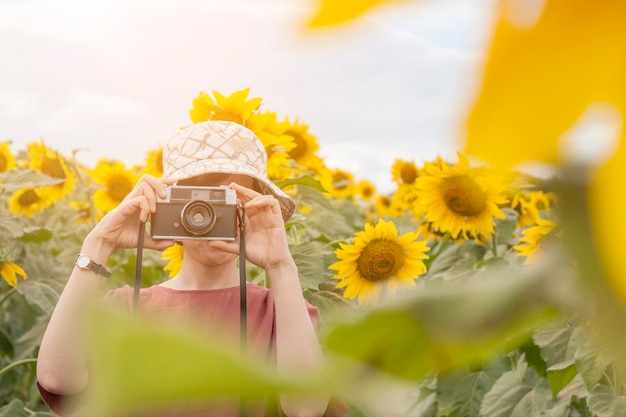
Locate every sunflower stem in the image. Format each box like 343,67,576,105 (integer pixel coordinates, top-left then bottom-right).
491,233,498,257
425,232,451,268
0,287,16,309
0,358,37,379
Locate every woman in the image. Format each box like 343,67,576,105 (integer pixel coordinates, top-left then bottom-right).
36,120,348,417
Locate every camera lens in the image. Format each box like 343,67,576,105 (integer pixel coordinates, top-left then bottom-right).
180,200,216,235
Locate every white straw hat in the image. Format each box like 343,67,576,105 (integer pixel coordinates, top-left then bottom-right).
162,120,296,221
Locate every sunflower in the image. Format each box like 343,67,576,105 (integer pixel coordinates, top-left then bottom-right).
26,139,75,201
246,111,298,181
329,219,429,305
8,187,54,217
513,218,557,265
356,179,377,201
510,190,554,228
0,142,17,173
320,168,355,200
373,194,404,218
415,152,508,240
189,88,263,125
391,159,420,186
90,159,140,213
283,118,320,169
0,261,27,287
141,147,163,178
162,243,184,278
70,201,95,224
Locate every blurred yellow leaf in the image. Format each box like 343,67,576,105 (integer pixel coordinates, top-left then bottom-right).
465,0,626,169
589,139,626,301
307,0,405,27
465,0,626,304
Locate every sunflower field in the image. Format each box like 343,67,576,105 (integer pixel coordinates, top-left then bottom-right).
3,1,626,416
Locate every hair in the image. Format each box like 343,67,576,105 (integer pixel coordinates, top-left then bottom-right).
177,173,262,192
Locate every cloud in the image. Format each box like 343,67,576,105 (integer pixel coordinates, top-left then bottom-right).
0,0,496,192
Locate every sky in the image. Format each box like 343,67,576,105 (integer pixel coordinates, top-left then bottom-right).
0,0,498,193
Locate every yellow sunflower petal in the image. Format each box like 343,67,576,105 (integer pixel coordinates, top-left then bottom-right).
1,262,27,287
465,0,626,169
307,0,404,28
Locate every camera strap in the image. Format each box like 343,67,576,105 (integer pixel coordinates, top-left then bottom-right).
133,205,249,415
236,202,248,358
133,221,146,312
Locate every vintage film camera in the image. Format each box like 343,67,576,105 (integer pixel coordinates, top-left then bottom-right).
150,185,238,240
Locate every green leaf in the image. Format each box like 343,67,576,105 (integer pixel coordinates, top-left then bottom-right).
16,227,53,243
574,330,613,390
494,208,519,245
546,360,578,397
0,214,25,239
324,268,559,381
0,399,25,417
404,374,438,417
479,357,552,417
274,175,326,192
0,169,64,190
588,385,626,417
519,340,548,377
291,240,329,291
85,307,332,416
533,322,580,367
14,279,63,315
437,357,511,417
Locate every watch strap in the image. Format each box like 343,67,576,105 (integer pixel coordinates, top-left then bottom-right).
75,254,112,278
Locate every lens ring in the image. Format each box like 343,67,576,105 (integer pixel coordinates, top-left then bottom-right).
180,200,216,235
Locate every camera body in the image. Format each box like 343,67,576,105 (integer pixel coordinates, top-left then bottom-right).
150,185,238,241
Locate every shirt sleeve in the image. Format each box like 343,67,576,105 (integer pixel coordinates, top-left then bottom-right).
37,381,85,417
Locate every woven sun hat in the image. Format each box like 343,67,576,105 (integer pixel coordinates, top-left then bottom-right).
162,120,296,221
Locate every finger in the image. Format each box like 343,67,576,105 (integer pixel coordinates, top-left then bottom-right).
246,195,280,211
118,195,152,222
229,182,261,201
143,237,176,251
128,176,175,210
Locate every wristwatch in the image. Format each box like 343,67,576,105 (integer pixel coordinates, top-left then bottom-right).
74,254,112,278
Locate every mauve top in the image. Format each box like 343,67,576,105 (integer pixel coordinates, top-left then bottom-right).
37,282,349,417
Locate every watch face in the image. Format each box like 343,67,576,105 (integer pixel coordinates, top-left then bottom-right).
76,255,90,268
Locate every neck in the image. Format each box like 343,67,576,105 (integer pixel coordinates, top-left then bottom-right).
161,260,240,290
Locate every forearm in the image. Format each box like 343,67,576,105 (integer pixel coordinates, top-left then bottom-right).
268,261,330,417
37,237,113,394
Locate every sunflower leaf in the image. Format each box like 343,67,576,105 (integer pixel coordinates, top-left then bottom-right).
479,356,552,417
323,266,560,381
587,385,626,417
274,175,326,192
83,307,332,416
0,169,64,190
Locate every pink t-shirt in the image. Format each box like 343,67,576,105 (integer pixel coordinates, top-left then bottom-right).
38,282,349,417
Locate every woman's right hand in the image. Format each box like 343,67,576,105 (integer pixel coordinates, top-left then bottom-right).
84,175,177,258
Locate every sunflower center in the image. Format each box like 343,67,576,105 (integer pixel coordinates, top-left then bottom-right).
42,156,66,180
107,174,134,202
400,165,418,184
332,172,350,190
357,239,405,282
286,130,307,160
19,189,41,206
361,185,374,198
442,175,487,217
212,111,243,125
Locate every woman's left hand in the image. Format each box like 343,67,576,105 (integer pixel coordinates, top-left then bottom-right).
225,182,293,271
